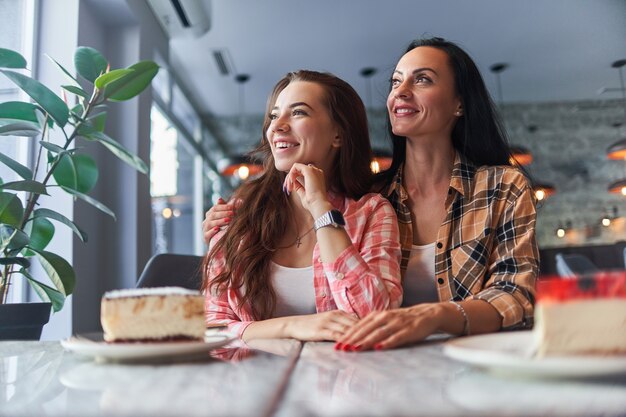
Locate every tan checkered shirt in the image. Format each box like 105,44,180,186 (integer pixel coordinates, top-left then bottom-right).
385,152,539,329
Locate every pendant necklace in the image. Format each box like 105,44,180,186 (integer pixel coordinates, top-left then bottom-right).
294,226,315,248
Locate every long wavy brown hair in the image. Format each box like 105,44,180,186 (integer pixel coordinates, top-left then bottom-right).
202,70,373,320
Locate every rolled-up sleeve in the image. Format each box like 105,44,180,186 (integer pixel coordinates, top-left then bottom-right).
322,196,403,318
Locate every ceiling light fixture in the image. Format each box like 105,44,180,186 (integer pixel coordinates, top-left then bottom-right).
359,67,377,109
533,183,556,201
606,59,626,196
218,74,263,181
607,60,626,160
490,63,537,168
370,148,392,174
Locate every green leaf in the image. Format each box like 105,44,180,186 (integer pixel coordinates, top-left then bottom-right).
60,186,116,220
0,48,27,69
45,54,79,86
90,131,148,174
94,68,133,90
40,141,66,154
88,112,106,132
62,84,88,98
74,47,108,84
0,70,69,127
0,120,41,136
31,249,76,296
33,207,87,242
0,224,29,252
20,268,65,312
23,216,54,255
104,61,159,102
0,192,24,227
0,101,39,124
0,257,31,268
0,152,33,180
52,154,98,193
0,180,48,195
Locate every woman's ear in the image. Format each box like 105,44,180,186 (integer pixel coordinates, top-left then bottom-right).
331,135,342,148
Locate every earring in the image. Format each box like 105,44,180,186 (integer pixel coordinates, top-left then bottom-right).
455,111,463,116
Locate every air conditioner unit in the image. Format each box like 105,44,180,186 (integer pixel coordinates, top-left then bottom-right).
147,0,211,39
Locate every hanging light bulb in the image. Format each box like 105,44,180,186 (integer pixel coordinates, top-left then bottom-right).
606,59,626,193
490,63,534,167
370,148,392,174
218,74,263,182
533,183,556,201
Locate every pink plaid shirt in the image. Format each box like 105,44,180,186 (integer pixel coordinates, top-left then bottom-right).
205,192,402,338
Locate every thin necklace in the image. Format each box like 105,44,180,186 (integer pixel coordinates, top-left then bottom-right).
294,226,315,248
276,224,315,249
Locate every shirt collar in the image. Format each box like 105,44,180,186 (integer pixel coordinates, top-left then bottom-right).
386,151,477,199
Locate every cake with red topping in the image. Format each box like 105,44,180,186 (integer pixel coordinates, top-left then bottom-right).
101,287,205,342
533,272,626,356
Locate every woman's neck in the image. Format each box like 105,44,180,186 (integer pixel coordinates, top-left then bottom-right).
403,137,455,194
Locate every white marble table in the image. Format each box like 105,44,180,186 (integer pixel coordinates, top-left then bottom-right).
1,337,626,417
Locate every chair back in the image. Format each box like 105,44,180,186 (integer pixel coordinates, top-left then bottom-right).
136,253,204,290
555,253,599,278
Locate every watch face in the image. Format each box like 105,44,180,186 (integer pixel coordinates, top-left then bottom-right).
330,210,345,226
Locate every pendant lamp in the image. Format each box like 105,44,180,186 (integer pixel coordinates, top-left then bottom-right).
218,74,263,181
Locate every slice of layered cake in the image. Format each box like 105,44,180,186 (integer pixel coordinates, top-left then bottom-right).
101,287,205,343
533,272,626,356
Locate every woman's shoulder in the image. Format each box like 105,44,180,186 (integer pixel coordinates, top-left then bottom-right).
475,164,531,188
342,192,393,213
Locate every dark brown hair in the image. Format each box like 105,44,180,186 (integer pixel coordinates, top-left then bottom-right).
202,70,373,320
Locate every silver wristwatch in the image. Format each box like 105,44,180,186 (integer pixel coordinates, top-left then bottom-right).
314,209,345,231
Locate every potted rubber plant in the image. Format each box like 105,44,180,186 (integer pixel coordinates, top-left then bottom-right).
0,46,158,339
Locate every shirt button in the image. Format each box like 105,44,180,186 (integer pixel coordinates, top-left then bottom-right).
437,278,445,285
336,272,344,280
437,242,443,249
320,292,327,298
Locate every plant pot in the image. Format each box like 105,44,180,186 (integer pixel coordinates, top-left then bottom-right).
0,302,52,340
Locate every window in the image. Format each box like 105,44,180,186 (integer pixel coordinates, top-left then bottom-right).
150,105,197,255
0,0,36,303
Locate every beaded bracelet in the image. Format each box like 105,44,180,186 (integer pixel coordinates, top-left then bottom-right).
449,301,470,336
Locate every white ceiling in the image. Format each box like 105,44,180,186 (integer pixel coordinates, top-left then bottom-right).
163,0,626,118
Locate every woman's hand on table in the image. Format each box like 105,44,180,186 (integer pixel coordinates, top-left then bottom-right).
287,310,358,341
202,197,241,244
335,304,445,351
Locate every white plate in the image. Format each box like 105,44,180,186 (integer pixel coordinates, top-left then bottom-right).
61,331,235,362
443,331,626,378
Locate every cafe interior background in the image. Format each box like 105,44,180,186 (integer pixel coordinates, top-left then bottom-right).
0,0,625,340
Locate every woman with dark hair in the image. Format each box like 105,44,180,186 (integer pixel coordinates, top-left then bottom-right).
336,37,538,350
203,70,402,341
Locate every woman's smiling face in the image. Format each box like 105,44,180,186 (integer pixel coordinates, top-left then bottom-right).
267,81,341,173
387,46,462,140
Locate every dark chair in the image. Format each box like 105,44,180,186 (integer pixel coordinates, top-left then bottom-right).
555,253,599,278
136,253,204,290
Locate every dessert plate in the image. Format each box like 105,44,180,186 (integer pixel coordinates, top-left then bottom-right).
443,331,626,378
61,331,235,362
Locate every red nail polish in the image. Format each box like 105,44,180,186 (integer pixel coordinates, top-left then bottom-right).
353,345,362,351
335,343,343,350
374,344,384,350
217,198,225,203
224,217,231,223
213,226,220,231
342,344,351,351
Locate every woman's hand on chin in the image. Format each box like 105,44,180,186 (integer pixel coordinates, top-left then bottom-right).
283,163,332,217
335,304,445,351
287,310,358,342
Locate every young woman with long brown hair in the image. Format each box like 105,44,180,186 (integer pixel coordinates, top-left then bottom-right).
203,70,402,342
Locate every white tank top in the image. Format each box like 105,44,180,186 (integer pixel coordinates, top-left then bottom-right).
401,243,439,307
270,262,317,317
